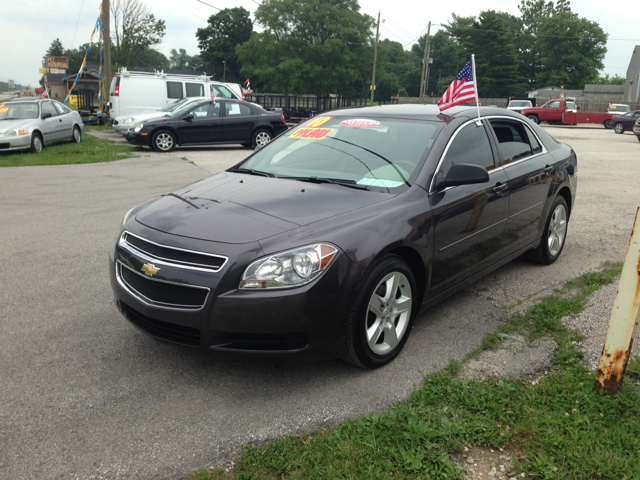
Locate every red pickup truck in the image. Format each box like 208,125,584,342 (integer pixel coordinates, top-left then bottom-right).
521,99,616,128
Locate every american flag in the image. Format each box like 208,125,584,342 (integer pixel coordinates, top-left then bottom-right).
210,87,215,103
438,59,476,111
41,90,48,99
244,78,250,90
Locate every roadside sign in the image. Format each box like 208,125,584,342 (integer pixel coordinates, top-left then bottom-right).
46,56,69,69
8,79,15,89
49,68,66,74
39,68,49,74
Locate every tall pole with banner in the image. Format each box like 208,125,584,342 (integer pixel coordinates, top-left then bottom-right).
103,0,111,112
370,11,380,105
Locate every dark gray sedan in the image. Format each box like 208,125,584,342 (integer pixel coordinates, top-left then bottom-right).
0,98,85,153
110,105,577,368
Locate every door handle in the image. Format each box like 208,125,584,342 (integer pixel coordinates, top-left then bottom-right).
493,182,509,195
544,165,555,175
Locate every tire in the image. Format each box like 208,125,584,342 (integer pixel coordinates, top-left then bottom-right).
30,133,43,153
603,119,612,129
343,255,416,368
252,129,272,148
527,115,539,124
151,130,176,152
72,126,82,143
527,196,569,265
614,123,624,134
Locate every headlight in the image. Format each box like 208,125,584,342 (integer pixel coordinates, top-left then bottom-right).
240,244,338,289
133,124,144,132
5,128,28,137
123,117,137,124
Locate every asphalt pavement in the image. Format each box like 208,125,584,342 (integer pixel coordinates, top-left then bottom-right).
1,125,639,479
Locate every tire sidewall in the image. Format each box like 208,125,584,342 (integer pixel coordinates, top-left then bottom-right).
31,134,43,153
252,129,272,148
152,130,176,152
348,255,417,368
73,126,82,143
540,196,569,264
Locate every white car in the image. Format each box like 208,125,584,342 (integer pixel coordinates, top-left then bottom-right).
607,104,630,114
112,97,205,135
506,100,533,114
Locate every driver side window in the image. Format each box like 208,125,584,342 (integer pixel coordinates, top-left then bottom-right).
439,123,495,177
41,102,58,117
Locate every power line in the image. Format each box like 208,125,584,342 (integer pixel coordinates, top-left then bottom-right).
70,0,87,50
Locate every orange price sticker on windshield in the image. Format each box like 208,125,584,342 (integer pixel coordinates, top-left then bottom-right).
289,127,334,140
303,116,333,128
0,106,8,114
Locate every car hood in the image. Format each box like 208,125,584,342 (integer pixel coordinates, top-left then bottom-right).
117,111,168,123
135,172,394,243
0,119,34,134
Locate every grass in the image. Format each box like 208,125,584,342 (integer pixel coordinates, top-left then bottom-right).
0,133,137,167
189,262,640,480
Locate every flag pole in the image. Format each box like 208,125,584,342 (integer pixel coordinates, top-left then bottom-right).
472,54,481,125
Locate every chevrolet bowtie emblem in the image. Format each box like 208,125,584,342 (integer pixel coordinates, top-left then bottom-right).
141,263,160,276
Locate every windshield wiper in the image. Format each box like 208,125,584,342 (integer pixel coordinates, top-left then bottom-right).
229,167,275,177
293,177,371,190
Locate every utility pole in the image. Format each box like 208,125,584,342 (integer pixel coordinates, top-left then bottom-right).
103,0,111,107
370,11,380,105
419,22,431,100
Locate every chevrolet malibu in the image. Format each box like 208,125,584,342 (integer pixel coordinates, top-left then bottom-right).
110,105,577,368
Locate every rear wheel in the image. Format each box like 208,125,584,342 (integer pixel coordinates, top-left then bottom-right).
152,130,176,152
614,123,624,134
72,126,82,143
30,133,43,153
527,196,568,265
252,129,272,148
343,255,416,368
527,115,539,124
603,119,612,129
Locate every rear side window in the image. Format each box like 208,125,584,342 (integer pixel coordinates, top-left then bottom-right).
488,119,539,164
225,103,252,116
167,82,183,100
439,123,495,175
186,83,204,97
41,101,58,117
53,102,69,115
211,85,235,99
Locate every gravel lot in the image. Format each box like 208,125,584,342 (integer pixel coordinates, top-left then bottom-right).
0,124,638,479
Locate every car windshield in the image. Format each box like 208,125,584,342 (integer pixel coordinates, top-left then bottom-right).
160,98,190,112
509,101,530,107
212,85,235,99
169,101,205,118
239,116,442,191
0,102,39,120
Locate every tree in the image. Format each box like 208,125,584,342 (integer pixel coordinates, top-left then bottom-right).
44,38,65,62
196,7,253,81
169,49,201,70
236,0,374,96
67,43,102,73
110,0,166,69
592,73,625,85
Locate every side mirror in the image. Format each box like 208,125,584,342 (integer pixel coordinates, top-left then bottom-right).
434,163,490,190
182,113,194,121
42,112,53,120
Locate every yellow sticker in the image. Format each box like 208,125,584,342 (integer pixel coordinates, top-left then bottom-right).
0,106,8,114
289,127,334,140
303,116,333,128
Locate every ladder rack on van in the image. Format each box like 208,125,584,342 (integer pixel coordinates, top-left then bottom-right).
117,67,211,81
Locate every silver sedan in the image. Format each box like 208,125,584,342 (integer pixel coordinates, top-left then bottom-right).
0,98,85,153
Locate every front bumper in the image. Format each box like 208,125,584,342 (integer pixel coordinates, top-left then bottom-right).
0,133,32,151
633,125,640,136
109,227,362,361
125,131,150,146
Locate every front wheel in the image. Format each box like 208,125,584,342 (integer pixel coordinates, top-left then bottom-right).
343,255,416,368
72,126,82,143
30,133,43,153
152,130,176,152
527,115,539,124
527,196,569,265
252,129,272,148
603,119,612,129
614,123,624,134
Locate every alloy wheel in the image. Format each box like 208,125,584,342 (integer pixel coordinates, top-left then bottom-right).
155,133,174,151
254,131,271,147
365,271,412,356
547,203,567,257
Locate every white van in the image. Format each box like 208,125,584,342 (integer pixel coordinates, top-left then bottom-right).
107,68,240,120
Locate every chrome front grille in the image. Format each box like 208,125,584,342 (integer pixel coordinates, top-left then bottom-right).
120,231,227,272
116,262,209,310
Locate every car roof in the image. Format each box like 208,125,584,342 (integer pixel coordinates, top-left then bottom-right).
322,103,524,121
9,98,49,103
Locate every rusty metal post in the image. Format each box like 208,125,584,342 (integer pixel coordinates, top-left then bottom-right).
594,207,640,393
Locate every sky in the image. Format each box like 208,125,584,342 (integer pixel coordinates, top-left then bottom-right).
1,0,638,88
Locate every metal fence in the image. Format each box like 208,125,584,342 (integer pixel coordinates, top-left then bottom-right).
248,94,398,120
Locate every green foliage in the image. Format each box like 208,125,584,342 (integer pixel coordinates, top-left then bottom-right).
44,38,65,61
236,0,374,96
409,30,460,97
592,73,626,85
66,43,102,73
196,7,253,82
110,0,166,69
169,49,201,71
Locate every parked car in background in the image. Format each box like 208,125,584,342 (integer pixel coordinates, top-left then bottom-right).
108,68,240,121
125,98,288,151
633,118,640,141
607,104,630,114
0,98,84,153
112,97,205,135
506,99,532,114
522,99,616,128
111,104,577,368
610,110,640,134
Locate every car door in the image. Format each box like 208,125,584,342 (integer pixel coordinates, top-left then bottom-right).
39,101,64,143
487,118,554,251
540,100,561,122
52,101,75,139
176,101,223,144
429,119,511,296
222,102,257,143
